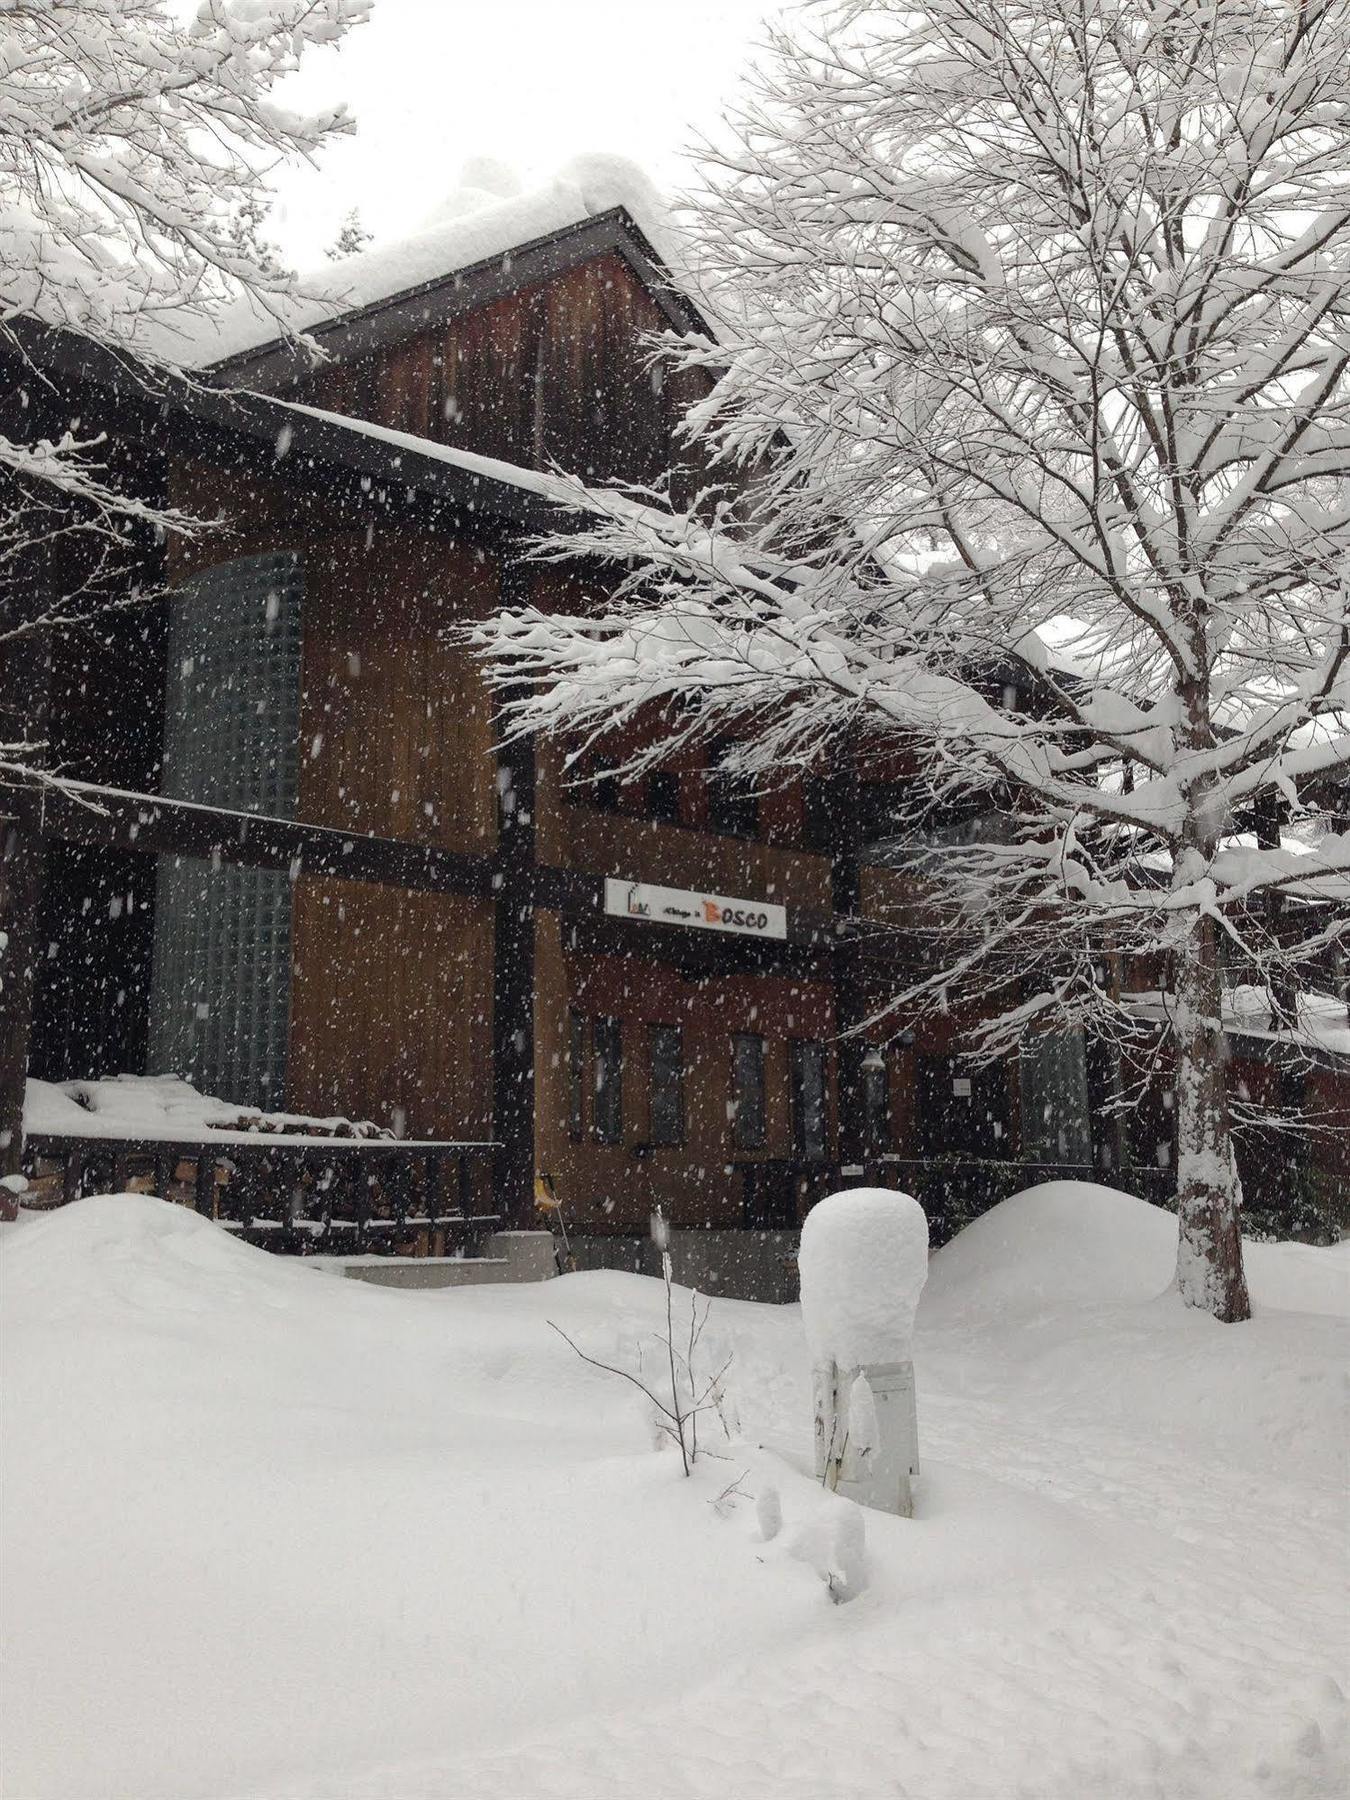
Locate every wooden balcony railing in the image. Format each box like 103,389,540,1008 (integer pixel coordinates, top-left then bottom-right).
23,1132,499,1258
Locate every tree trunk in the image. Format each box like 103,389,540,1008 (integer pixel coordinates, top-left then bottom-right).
1172,908,1251,1323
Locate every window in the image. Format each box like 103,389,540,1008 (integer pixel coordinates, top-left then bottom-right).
648,1024,684,1146
593,764,623,814
802,775,835,853
567,1011,585,1140
731,1032,766,1150
862,1052,891,1153
708,744,759,839
148,553,302,1107
791,1040,828,1161
648,770,681,826
1019,1031,1092,1164
593,1015,623,1144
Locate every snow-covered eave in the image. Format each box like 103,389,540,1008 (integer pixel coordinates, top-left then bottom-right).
6,315,619,536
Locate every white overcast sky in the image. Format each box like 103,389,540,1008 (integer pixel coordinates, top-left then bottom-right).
269,0,795,266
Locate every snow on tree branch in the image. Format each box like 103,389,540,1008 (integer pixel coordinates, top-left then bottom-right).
1,0,369,778
473,0,1350,1324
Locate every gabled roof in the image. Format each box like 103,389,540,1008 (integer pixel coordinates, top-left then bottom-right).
142,155,711,392
6,316,596,537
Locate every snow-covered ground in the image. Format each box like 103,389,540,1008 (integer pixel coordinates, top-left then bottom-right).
2,1183,1346,1800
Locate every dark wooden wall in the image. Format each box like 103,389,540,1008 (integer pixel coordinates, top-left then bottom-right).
167,460,502,1132
298,252,711,499
534,909,839,1231
170,458,500,855
289,878,492,1140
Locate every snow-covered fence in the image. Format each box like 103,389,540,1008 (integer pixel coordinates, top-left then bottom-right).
798,1189,928,1518
21,1132,499,1258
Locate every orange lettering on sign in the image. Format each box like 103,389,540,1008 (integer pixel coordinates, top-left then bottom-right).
702,899,721,922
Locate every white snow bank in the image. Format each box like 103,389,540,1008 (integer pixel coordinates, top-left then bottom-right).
148,154,676,372
924,1179,1350,1323
799,1187,928,1367
4,1191,1347,1800
924,1181,1178,1318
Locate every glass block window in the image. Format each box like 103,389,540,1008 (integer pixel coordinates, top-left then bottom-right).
148,554,303,1108
1019,1030,1092,1164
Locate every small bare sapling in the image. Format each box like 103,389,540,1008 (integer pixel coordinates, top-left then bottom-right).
549,1207,733,1475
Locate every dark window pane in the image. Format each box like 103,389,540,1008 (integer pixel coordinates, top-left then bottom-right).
648,770,681,825
591,761,623,813
593,1015,623,1145
862,1057,890,1152
648,1023,684,1146
567,1011,585,1140
802,775,834,852
1019,1031,1091,1163
709,745,759,839
791,1040,828,1161
731,1032,766,1150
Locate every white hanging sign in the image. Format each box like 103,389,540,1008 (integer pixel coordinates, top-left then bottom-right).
604,877,787,940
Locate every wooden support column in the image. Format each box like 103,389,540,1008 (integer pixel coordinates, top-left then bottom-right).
825,757,868,1168
490,589,539,1227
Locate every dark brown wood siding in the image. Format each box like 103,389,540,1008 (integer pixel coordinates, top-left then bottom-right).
535,909,838,1231
289,878,492,1139
169,459,500,855
166,459,500,1135
297,251,709,498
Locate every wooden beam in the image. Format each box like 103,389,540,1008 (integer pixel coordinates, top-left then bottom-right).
37,781,495,899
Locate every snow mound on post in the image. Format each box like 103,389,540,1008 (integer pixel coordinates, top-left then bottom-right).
798,1188,929,1368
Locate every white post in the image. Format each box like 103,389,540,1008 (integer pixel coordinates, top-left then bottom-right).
800,1189,928,1517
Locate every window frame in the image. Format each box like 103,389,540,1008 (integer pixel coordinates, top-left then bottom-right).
862,1052,891,1154
708,743,760,840
566,1010,586,1141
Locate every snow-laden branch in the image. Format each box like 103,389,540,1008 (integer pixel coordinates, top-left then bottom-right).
471,0,1350,1321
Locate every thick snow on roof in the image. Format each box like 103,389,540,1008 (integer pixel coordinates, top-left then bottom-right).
147,154,677,373
1125,987,1350,1060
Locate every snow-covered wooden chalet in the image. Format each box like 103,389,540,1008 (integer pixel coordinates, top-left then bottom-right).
3,159,1345,1272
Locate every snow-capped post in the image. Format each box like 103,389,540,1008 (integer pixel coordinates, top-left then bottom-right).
798,1189,928,1519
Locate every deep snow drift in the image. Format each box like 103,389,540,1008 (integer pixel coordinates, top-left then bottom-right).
2,1184,1346,1800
